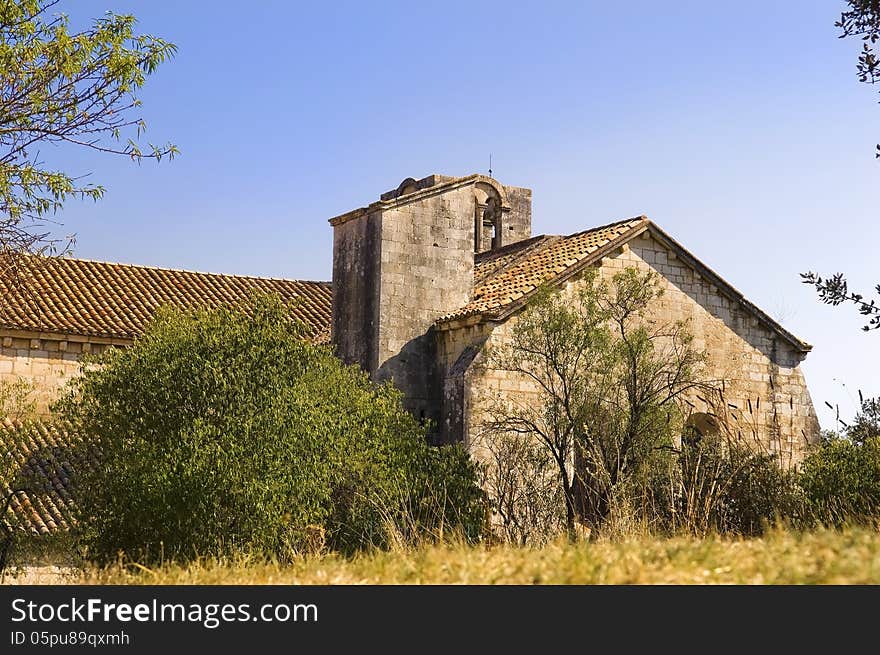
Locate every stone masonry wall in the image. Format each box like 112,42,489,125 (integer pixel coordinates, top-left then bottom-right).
331,209,381,372
374,186,478,424
332,174,533,431
447,230,820,467
0,330,125,414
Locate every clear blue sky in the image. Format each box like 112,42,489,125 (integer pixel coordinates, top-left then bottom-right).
52,1,879,429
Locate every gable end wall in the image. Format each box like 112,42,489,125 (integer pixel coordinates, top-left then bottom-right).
455,230,820,465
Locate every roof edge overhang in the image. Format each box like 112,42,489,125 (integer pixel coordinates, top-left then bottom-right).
435,219,812,353
642,222,812,353
0,326,135,344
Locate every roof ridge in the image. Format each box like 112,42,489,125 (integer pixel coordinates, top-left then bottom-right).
439,217,648,324
30,255,331,286
564,215,647,239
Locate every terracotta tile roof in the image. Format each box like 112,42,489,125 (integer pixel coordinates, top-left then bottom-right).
473,235,556,284
0,256,332,341
441,217,811,353
442,217,647,322
0,419,91,536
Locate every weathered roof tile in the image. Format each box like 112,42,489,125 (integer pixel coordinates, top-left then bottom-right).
0,419,90,536
0,257,332,341
443,217,646,322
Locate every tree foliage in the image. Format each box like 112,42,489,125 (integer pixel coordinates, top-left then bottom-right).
57,295,485,564
800,271,880,331
1,0,177,272
799,434,880,526
481,268,705,538
845,394,880,443
837,1,880,156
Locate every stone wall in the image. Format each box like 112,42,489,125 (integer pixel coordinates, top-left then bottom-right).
374,185,479,423
331,173,532,428
331,208,381,373
0,330,127,414
442,229,820,466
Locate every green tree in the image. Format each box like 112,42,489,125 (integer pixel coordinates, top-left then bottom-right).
56,295,485,564
799,434,880,525
837,0,880,157
481,268,704,538
1,0,176,273
800,4,880,324
846,395,880,443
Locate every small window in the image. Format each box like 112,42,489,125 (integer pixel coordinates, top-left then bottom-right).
474,192,503,253
684,412,720,446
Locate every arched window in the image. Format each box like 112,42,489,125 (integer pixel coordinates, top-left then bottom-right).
474,189,504,252
683,412,720,447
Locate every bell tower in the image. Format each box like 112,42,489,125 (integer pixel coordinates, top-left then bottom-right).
329,173,532,424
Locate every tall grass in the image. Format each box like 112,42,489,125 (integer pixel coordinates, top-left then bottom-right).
63,527,880,585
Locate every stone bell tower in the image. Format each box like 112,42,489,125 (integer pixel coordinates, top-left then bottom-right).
329,173,531,426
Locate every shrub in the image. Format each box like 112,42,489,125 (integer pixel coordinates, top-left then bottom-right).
707,445,804,535
648,432,804,536
57,295,485,564
799,435,880,526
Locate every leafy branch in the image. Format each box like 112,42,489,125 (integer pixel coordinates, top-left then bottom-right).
800,271,880,331
0,0,177,272
836,1,880,156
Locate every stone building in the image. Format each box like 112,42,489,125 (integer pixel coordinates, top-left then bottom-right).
0,258,331,411
2,172,820,477
330,173,819,465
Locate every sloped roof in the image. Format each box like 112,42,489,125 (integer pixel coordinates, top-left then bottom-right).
0,256,332,341
444,217,647,322
440,217,811,353
473,234,557,285
0,419,89,535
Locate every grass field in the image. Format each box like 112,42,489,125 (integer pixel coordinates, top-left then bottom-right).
42,527,877,585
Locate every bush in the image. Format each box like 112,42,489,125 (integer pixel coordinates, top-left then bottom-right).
57,295,485,564
648,433,804,536
707,445,804,535
799,435,880,526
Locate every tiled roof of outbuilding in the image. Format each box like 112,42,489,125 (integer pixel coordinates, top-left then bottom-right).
0,256,332,341
0,419,89,536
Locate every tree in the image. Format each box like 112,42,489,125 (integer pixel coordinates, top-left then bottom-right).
480,268,705,539
799,6,880,324
1,0,177,276
801,5,880,325
837,1,880,157
56,295,485,564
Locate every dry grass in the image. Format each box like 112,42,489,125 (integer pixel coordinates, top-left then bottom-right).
52,527,880,585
